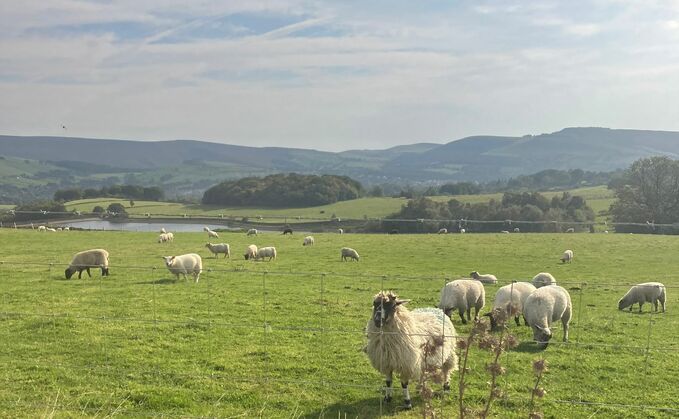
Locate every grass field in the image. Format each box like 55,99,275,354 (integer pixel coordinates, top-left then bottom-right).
0,229,677,418
65,185,616,224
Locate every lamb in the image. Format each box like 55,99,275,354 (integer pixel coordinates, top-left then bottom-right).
206,228,219,238
438,279,485,324
341,247,360,261
531,272,557,288
65,249,110,279
337,228,344,234
302,236,314,246
247,228,258,236
205,242,230,259
255,246,277,261
470,271,498,284
561,249,574,263
162,253,202,282
437,228,447,234
618,282,666,313
365,291,458,410
244,244,258,260
486,281,537,331
523,285,572,349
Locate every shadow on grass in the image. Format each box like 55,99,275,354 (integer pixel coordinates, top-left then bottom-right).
134,278,178,285
514,341,546,354
298,398,413,419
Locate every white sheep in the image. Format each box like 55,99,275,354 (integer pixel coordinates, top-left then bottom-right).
162,253,202,282
486,281,537,330
523,285,572,349
37,226,46,231
244,244,258,260
618,282,666,313
341,247,359,261
531,272,557,288
459,228,466,234
438,279,485,324
437,228,447,234
565,227,575,233
302,236,314,246
205,242,230,259
500,230,510,234
561,249,573,263
255,246,277,261
165,232,174,242
246,228,258,236
160,227,167,234
158,233,168,243
513,227,520,233
65,249,110,279
365,291,458,410
337,228,344,234
63,227,70,231
470,271,498,284
206,228,219,238
46,227,57,232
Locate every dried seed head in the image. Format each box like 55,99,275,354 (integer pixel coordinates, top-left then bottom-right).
505,334,519,349
528,412,544,419
487,362,506,376
533,387,547,398
491,386,503,398
472,318,488,335
478,335,497,351
533,359,549,375
457,338,469,350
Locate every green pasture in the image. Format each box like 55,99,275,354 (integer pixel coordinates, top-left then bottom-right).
0,229,677,418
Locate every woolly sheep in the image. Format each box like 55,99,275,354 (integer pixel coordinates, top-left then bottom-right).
486,281,537,331
165,232,174,242
162,253,202,282
282,227,293,235
37,225,46,231
247,228,258,236
618,282,666,313
459,228,465,234
513,227,520,233
470,271,498,284
46,227,57,232
205,242,230,259
437,228,447,234
158,233,168,243
302,236,314,246
438,279,485,324
65,249,110,279
341,247,360,261
566,227,575,233
365,291,458,410
206,228,219,238
255,246,277,261
531,272,557,288
337,228,344,234
561,249,573,263
244,244,258,260
63,227,69,231
523,285,572,349
500,230,510,234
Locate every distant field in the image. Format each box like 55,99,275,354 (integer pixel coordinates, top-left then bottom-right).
0,230,676,417
65,186,616,223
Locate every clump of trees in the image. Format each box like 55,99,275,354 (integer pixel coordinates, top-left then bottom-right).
376,192,594,233
610,156,679,234
54,185,164,202
202,173,363,207
0,200,72,223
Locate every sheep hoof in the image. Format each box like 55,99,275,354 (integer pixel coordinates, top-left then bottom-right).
383,395,392,403
404,400,412,410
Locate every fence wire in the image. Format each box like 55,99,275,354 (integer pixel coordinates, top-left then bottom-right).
0,262,676,417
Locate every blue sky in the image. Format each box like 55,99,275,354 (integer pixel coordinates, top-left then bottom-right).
1,0,679,151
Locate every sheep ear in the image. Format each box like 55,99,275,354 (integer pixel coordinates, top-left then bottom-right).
395,299,410,306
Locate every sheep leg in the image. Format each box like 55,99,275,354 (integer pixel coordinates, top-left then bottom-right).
562,305,572,342
458,309,467,324
466,307,472,321
402,382,412,409
638,302,643,313
77,269,83,279
659,294,666,312
85,267,91,278
384,372,393,402
514,315,521,326
653,299,658,312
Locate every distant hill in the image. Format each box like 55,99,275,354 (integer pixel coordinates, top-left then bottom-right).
2,127,679,201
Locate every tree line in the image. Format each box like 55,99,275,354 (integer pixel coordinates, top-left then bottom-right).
53,184,164,202
202,173,363,207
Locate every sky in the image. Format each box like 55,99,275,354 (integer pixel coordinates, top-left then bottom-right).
1,1,679,152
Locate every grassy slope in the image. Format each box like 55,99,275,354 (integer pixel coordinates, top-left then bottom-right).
0,230,677,418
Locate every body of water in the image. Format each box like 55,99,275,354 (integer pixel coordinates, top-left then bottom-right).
58,220,236,232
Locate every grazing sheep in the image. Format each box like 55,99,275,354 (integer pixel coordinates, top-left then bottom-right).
523,285,572,349
162,253,202,282
500,230,510,234
247,228,258,236
206,228,219,238
438,279,485,324
561,249,574,263
365,291,458,410
63,227,70,231
165,232,174,242
255,246,277,261
470,271,498,284
302,236,314,246
486,282,537,331
282,227,293,235
531,272,557,288
160,227,167,234
205,242,230,259
337,228,344,234
438,228,447,234
341,247,360,261
565,227,575,233
389,229,399,235
244,244,258,260
618,282,666,313
459,228,466,234
65,249,110,279
513,227,520,233
56,227,62,231
46,227,57,232
158,233,168,243
37,226,46,231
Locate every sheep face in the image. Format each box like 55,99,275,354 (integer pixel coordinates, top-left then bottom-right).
65,267,76,279
618,296,633,311
532,325,552,349
371,292,409,328
101,267,109,277
470,271,479,279
162,256,175,267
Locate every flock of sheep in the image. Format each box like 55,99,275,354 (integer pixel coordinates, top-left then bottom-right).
365,250,668,409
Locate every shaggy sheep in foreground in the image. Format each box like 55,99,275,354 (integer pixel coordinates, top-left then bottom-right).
365,291,458,410
486,281,537,331
65,249,110,279
438,279,485,324
244,244,258,260
302,236,314,246
341,247,359,261
561,249,574,263
162,253,202,282
531,272,557,288
205,242,230,259
523,285,572,349
470,271,498,284
255,246,277,261
618,282,666,313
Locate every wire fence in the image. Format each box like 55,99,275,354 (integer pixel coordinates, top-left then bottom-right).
1,261,677,417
